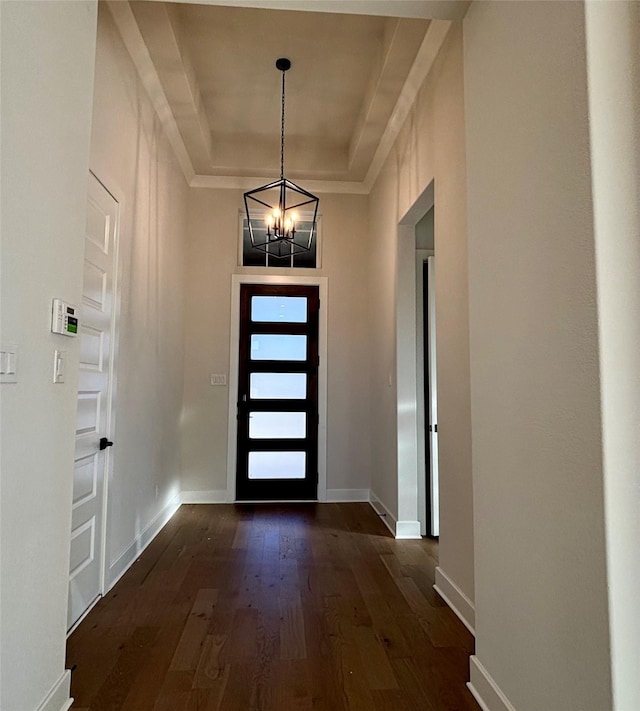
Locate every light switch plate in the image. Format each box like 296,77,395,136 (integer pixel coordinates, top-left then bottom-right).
210,373,227,386
0,345,18,383
53,349,66,383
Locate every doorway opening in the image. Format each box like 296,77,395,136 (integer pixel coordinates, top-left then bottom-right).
395,181,439,538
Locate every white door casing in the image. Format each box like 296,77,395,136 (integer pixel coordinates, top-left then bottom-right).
68,173,119,631
396,181,434,539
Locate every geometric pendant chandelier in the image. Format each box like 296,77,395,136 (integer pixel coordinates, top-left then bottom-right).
243,58,319,259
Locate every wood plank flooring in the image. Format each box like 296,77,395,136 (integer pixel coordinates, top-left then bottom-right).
67,503,479,711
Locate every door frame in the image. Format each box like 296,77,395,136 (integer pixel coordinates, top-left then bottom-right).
395,180,435,538
227,274,328,502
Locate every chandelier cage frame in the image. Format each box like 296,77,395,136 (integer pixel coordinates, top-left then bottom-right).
243,58,320,260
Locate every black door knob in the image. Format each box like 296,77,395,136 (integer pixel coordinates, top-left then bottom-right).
99,437,113,451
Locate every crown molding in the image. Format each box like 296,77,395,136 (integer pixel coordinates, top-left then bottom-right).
190,174,370,195
167,0,470,22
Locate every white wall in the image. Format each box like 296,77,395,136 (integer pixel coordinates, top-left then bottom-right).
367,24,474,609
585,2,640,708
0,2,98,709
89,5,189,583
181,189,371,498
464,2,612,709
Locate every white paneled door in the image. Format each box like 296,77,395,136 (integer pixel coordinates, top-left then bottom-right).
68,173,119,631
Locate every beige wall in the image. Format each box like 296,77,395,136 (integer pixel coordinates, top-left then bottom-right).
367,24,474,604
368,164,401,516
181,189,371,497
90,5,189,581
0,2,98,709
464,2,612,709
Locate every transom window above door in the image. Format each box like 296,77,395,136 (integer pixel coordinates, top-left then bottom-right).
239,213,320,268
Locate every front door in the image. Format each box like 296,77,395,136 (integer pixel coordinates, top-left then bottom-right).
236,284,319,500
68,173,118,630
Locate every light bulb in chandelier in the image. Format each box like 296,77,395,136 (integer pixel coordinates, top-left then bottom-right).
264,208,296,240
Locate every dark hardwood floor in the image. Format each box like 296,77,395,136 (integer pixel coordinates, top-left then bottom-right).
67,503,479,711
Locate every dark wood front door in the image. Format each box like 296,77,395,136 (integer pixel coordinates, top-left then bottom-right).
236,284,319,500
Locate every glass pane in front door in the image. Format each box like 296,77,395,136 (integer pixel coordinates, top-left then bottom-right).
249,411,306,439
250,334,307,361
251,296,307,322
249,372,307,400
236,284,319,500
248,451,306,480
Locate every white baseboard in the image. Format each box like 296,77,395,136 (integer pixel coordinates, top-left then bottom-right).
66,593,102,638
36,670,72,711
325,488,370,502
181,489,229,504
369,492,421,539
181,489,370,504
467,656,517,711
107,494,181,590
434,566,476,635
395,520,421,539
369,490,397,536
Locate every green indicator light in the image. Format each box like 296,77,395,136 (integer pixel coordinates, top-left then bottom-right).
68,323,77,333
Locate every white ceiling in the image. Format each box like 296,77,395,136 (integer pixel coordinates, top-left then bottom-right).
110,1,465,190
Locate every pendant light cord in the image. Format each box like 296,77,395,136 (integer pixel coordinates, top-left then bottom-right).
280,70,286,181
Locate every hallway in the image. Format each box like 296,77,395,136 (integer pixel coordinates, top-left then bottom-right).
67,504,478,710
